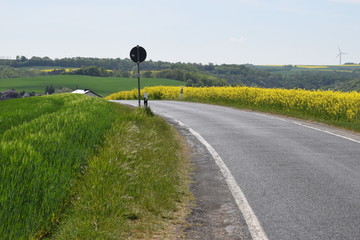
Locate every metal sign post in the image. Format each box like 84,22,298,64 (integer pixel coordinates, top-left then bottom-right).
180,86,184,100
137,59,140,107
130,45,147,108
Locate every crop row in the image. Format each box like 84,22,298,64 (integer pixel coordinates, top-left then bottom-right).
0,94,116,239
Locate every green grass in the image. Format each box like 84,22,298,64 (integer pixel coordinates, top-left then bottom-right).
0,95,190,239
48,106,191,239
0,75,185,97
0,94,117,239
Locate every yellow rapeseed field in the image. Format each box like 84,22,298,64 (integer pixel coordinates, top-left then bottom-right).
106,86,360,123
40,68,79,72
295,65,329,69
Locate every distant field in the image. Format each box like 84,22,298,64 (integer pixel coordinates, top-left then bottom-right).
256,64,360,71
18,66,79,71
40,68,79,72
254,64,360,75
0,75,184,97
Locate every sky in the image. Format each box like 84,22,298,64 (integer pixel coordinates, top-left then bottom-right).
0,0,359,65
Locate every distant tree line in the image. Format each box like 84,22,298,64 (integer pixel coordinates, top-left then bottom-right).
199,64,360,91
2,56,220,72
8,56,132,70
142,69,228,87
68,66,112,77
1,56,360,91
5,56,173,71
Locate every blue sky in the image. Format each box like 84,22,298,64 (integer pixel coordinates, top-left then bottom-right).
0,0,359,65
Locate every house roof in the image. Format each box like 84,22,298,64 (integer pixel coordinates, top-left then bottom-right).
71,89,102,98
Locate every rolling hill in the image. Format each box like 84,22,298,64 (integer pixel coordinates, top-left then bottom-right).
0,75,184,97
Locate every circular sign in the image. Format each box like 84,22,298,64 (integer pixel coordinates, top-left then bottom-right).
130,45,147,63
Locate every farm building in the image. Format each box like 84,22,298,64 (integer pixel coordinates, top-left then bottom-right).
71,89,102,98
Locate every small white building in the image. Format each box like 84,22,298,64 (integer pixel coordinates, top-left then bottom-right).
71,89,102,98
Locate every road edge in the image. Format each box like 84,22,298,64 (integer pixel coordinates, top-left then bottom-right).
161,114,265,240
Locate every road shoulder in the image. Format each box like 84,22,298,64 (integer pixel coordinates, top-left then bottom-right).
164,116,252,240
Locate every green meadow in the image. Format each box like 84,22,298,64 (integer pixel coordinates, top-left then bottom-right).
0,75,184,97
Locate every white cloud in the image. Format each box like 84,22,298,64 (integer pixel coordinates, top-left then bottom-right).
229,36,248,43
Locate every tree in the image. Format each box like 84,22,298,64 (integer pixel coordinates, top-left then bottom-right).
2,89,19,98
20,56,28,62
16,56,27,62
70,66,111,77
142,71,153,78
45,85,55,94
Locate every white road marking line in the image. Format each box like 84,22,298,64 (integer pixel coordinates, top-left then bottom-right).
292,122,360,144
161,114,269,240
253,112,360,144
112,101,360,145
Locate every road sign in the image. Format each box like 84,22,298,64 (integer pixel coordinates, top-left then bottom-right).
130,45,147,107
130,45,147,63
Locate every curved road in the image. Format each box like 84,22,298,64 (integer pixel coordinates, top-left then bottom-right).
115,100,360,240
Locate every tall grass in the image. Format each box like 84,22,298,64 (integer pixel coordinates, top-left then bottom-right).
1,95,190,239
0,97,63,134
0,94,116,239
49,106,191,239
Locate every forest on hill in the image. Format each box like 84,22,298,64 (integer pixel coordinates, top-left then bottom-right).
1,56,360,91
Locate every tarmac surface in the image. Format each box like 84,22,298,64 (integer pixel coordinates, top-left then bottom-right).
114,100,360,240
166,116,252,240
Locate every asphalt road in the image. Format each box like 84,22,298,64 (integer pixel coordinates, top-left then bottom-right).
114,100,360,240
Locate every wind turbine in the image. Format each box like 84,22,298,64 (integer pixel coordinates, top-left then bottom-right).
336,46,347,65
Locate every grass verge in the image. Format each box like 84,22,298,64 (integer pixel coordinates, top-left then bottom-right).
47,104,192,239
